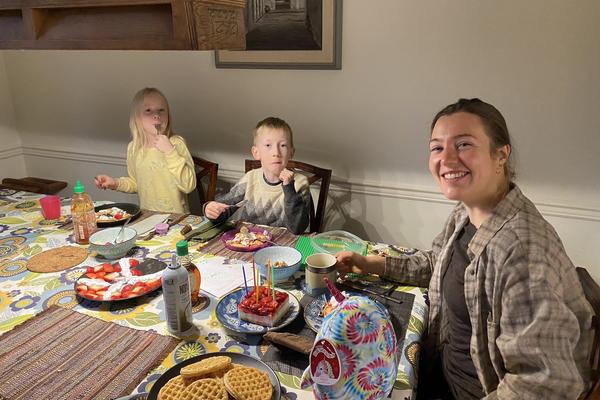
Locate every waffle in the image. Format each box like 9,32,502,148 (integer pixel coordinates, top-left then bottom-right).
157,375,187,400
223,366,272,400
180,356,232,380
180,378,229,400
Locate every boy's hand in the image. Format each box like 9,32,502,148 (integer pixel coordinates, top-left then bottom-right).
94,175,118,190
335,251,385,278
152,134,175,153
204,201,229,220
279,168,295,185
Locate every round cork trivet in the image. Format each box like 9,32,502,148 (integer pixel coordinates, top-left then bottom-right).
27,246,89,273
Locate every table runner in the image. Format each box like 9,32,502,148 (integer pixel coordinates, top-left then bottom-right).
0,306,178,400
199,222,299,262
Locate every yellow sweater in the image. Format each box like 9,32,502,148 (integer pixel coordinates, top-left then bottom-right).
117,135,196,213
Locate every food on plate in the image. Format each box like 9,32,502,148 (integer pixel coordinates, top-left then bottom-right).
95,207,132,222
157,355,272,400
321,291,349,318
223,366,272,400
272,260,288,268
238,286,290,327
75,258,161,301
225,226,270,249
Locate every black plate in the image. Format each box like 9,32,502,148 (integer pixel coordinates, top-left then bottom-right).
94,203,141,227
148,352,281,400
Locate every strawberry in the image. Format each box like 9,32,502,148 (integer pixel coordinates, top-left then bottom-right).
102,264,114,273
131,286,144,294
113,264,122,272
130,269,142,277
96,290,107,298
89,283,108,292
129,259,140,267
114,212,123,220
104,272,119,282
86,267,94,274
121,284,133,293
85,272,97,279
76,284,88,292
95,271,106,279
110,294,122,300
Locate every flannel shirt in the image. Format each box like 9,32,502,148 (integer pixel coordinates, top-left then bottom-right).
384,185,593,399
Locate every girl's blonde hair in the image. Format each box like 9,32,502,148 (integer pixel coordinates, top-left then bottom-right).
129,88,173,151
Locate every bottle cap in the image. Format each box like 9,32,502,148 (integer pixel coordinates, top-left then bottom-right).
155,223,169,235
73,180,85,194
176,240,189,256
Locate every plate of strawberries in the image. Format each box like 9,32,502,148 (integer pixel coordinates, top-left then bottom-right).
75,257,165,301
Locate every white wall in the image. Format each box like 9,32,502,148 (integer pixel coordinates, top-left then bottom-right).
1,0,599,278
0,53,26,179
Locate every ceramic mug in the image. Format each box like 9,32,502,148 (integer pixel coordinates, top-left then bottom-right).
305,253,337,296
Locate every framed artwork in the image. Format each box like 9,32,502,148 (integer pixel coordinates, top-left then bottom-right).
215,0,342,70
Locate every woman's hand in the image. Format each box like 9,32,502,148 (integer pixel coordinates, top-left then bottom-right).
204,201,229,220
94,175,118,190
152,134,175,153
335,251,385,278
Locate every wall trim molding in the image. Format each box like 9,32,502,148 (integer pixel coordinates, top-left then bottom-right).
20,145,600,223
0,146,23,160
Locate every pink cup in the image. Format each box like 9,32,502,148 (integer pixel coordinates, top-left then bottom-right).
39,195,61,220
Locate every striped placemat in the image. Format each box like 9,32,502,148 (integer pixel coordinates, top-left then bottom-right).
0,306,178,400
199,222,299,262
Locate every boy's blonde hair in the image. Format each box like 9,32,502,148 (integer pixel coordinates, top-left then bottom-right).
129,88,173,151
253,117,294,148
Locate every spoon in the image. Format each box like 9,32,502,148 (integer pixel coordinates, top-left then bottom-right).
112,218,131,244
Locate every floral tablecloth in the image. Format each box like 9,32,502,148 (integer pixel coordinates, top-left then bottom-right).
0,189,428,400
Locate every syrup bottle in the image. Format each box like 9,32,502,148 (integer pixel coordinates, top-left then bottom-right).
71,180,97,245
176,240,201,305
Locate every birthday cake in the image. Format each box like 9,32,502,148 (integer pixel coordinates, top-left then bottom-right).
238,286,290,327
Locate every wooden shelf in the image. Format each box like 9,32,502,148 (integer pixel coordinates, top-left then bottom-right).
0,0,246,50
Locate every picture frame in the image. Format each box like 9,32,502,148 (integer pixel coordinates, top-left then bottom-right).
215,0,342,70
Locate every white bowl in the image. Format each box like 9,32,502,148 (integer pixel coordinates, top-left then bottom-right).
88,227,137,259
254,246,302,283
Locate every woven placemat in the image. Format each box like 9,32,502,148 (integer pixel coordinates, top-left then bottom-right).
0,306,178,400
199,222,299,262
26,246,89,273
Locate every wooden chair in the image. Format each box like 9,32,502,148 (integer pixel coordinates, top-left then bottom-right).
0,177,67,194
577,267,600,399
192,156,218,206
245,159,332,233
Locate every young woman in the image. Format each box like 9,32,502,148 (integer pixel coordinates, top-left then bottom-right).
336,98,592,400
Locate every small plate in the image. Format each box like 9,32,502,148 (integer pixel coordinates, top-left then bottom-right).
95,203,141,227
304,294,328,333
303,291,361,333
216,288,300,336
221,226,272,252
148,352,281,400
74,258,166,302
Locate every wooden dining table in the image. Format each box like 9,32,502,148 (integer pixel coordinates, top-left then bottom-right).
0,189,429,399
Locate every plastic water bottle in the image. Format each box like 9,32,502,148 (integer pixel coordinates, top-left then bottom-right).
71,180,97,245
162,254,193,336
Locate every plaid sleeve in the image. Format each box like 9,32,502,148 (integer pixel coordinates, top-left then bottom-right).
488,240,587,399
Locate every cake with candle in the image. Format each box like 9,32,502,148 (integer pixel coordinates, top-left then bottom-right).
238,286,290,327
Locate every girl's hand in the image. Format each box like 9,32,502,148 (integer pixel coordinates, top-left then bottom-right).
204,201,229,220
335,251,385,278
152,134,175,153
94,175,118,190
279,168,295,185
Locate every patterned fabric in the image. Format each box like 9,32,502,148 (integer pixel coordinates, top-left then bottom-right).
383,185,593,399
117,135,196,213
300,295,398,399
209,168,311,234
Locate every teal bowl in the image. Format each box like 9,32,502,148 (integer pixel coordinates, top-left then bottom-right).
254,246,302,283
